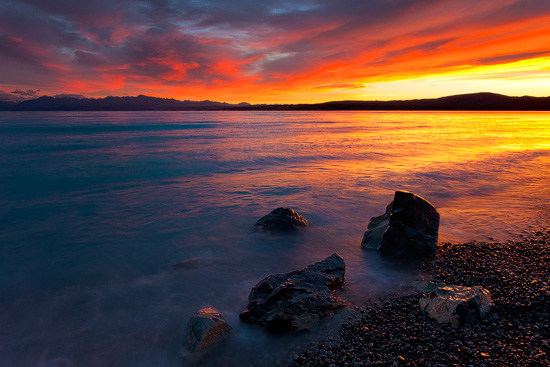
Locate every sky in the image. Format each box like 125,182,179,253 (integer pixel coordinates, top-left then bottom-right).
1,0,550,104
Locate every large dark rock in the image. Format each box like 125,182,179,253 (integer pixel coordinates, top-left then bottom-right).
239,253,346,331
361,191,440,256
254,207,309,232
184,307,232,358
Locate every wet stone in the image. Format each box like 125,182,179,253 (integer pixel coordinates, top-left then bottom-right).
184,307,232,359
240,253,346,331
361,191,440,257
290,232,550,367
254,207,309,232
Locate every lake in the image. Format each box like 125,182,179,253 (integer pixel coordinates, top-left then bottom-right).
1,110,549,366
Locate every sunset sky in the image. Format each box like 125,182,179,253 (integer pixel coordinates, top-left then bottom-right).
1,0,549,104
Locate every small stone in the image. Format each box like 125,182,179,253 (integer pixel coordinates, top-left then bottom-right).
419,284,493,327
254,207,309,232
184,307,232,358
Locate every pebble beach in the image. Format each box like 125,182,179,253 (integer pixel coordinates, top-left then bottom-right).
291,231,550,367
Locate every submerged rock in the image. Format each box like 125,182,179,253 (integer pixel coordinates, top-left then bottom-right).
239,253,346,331
184,307,232,358
361,191,440,256
419,284,493,327
254,207,309,232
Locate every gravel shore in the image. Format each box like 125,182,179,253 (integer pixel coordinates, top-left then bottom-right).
291,231,550,367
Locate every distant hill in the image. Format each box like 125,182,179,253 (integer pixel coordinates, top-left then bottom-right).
0,100,17,109
7,95,237,111
303,93,550,111
1,92,549,111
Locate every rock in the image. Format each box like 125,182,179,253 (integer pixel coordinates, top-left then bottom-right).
254,207,309,232
419,284,493,327
239,253,346,331
184,307,232,358
361,191,440,256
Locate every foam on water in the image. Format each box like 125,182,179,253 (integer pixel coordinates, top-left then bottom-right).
1,110,550,366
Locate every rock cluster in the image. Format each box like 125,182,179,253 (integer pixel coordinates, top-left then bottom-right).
292,232,550,367
254,207,310,232
183,197,442,360
362,191,440,256
182,208,343,359
240,253,346,331
181,201,550,366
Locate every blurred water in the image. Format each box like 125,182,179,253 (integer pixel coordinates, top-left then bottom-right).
1,110,549,366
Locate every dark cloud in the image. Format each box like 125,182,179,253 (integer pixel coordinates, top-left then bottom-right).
0,89,41,102
0,90,23,102
476,50,550,65
74,50,107,67
11,89,41,97
0,34,52,71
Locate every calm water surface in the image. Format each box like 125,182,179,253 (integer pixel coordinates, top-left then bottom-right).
1,111,549,366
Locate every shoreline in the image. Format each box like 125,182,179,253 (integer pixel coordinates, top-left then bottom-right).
290,231,550,367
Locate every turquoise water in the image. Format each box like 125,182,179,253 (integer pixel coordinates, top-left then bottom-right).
1,111,549,366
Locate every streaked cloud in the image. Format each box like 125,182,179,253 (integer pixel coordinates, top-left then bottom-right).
476,51,550,65
314,83,367,90
0,0,549,102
